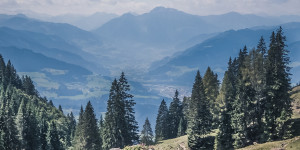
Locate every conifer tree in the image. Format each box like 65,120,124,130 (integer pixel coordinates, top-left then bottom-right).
58,105,63,113
140,117,153,146
24,106,40,149
188,71,212,149
168,90,182,138
73,106,85,149
264,27,293,141
22,75,37,96
82,101,101,150
1,100,20,149
98,115,104,149
48,121,63,150
231,46,254,148
215,59,235,150
177,117,186,137
155,99,169,142
118,72,139,145
248,46,266,142
15,99,26,147
0,54,6,84
102,79,127,149
203,67,220,128
40,119,48,150
66,111,76,147
181,96,190,134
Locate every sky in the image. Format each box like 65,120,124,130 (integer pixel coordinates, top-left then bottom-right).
0,0,300,16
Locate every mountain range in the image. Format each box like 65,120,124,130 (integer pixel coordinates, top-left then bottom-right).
1,7,300,128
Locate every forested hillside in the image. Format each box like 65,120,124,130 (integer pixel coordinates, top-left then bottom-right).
0,54,75,149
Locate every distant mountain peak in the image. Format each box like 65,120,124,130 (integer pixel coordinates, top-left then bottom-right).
15,13,27,18
149,6,181,14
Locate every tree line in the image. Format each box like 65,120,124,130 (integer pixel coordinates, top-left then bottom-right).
153,27,293,150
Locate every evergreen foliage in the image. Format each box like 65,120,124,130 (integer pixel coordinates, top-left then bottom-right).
102,73,139,149
215,59,235,150
264,27,293,141
155,99,169,142
140,117,154,145
0,55,73,150
168,90,183,138
188,71,213,150
203,67,220,128
119,72,139,145
48,121,63,150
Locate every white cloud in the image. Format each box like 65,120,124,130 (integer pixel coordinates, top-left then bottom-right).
290,61,300,68
0,0,299,16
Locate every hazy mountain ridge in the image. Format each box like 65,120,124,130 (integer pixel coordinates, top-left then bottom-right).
1,7,300,129
147,22,300,93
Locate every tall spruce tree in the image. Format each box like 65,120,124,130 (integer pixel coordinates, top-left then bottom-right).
188,71,212,150
40,119,48,150
248,45,267,142
264,27,293,141
140,117,154,146
73,106,85,149
231,46,254,148
102,79,127,149
214,59,235,150
82,101,101,150
118,72,139,145
181,96,190,135
155,99,169,142
48,121,63,150
203,67,220,128
168,90,182,138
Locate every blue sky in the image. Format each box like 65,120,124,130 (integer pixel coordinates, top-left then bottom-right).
0,0,299,16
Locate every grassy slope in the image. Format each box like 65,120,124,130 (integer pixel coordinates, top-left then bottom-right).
151,86,300,150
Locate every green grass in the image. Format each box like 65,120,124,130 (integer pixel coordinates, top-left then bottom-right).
153,135,189,150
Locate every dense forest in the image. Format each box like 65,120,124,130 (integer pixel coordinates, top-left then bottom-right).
0,27,297,150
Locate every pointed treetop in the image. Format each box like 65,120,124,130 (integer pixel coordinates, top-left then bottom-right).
257,36,267,55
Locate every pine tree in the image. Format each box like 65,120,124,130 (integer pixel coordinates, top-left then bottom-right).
181,96,190,135
140,117,153,146
188,71,212,150
40,119,48,150
98,115,104,149
48,121,63,150
22,75,37,96
231,46,254,148
58,105,63,113
73,106,85,149
102,79,127,149
155,99,169,142
203,67,220,128
177,117,186,137
118,72,139,145
24,105,40,149
168,90,182,138
15,99,26,147
264,27,293,141
214,59,235,150
248,45,266,142
69,112,76,138
1,100,20,149
0,54,6,84
82,101,101,150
